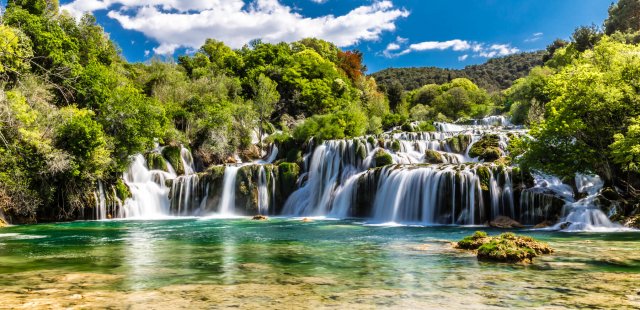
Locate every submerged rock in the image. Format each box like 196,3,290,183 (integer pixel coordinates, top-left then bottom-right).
455,231,553,263
488,216,524,228
252,215,268,221
302,218,313,222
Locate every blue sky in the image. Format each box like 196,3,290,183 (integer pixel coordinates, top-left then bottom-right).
52,0,611,72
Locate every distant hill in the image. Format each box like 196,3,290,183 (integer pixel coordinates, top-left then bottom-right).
371,51,546,93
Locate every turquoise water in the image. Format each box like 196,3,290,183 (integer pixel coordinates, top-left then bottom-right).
1,218,640,308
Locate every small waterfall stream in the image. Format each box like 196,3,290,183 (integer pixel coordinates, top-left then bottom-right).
218,166,240,216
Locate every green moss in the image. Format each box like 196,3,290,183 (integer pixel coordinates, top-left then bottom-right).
456,231,553,263
391,140,401,152
446,134,472,154
476,166,491,191
367,136,376,146
469,134,502,162
278,162,300,201
425,150,444,164
374,150,393,167
114,179,131,200
162,146,184,175
145,152,168,172
356,141,367,160
455,231,490,250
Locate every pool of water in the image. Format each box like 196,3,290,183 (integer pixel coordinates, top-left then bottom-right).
1,218,639,308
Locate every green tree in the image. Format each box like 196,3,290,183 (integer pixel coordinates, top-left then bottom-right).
252,74,280,151
605,0,640,35
519,37,640,183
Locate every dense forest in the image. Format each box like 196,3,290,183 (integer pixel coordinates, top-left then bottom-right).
1,0,640,224
371,51,546,93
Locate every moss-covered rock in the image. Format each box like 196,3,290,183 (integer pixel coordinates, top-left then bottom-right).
114,179,131,200
145,152,168,172
446,134,472,154
355,140,367,160
469,134,502,162
456,231,553,263
476,166,491,191
425,150,444,164
455,231,491,250
391,140,401,152
276,162,300,213
162,146,184,175
374,150,393,167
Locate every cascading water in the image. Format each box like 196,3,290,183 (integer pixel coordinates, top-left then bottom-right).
551,174,623,231
217,166,240,216
257,166,269,215
122,154,175,218
94,181,107,220
95,113,628,231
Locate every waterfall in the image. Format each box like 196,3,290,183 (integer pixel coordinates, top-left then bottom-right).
122,154,175,218
370,165,487,225
218,166,240,216
551,174,623,231
180,146,196,175
94,181,107,220
257,166,269,215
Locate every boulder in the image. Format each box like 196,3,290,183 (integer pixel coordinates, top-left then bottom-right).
252,215,268,221
469,134,503,162
534,220,556,228
456,231,553,263
488,216,524,228
424,150,444,164
374,150,393,167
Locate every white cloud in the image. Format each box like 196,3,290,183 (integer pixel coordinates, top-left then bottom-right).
61,0,409,55
408,39,471,52
310,0,328,3
386,43,401,51
384,39,520,59
524,32,543,43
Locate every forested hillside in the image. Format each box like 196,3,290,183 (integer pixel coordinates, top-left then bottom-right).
371,51,545,93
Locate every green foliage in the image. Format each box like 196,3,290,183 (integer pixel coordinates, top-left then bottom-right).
382,113,407,130
405,78,493,120
372,51,545,93
610,117,640,172
293,108,367,142
0,25,33,80
605,0,640,35
55,107,110,177
518,37,640,181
